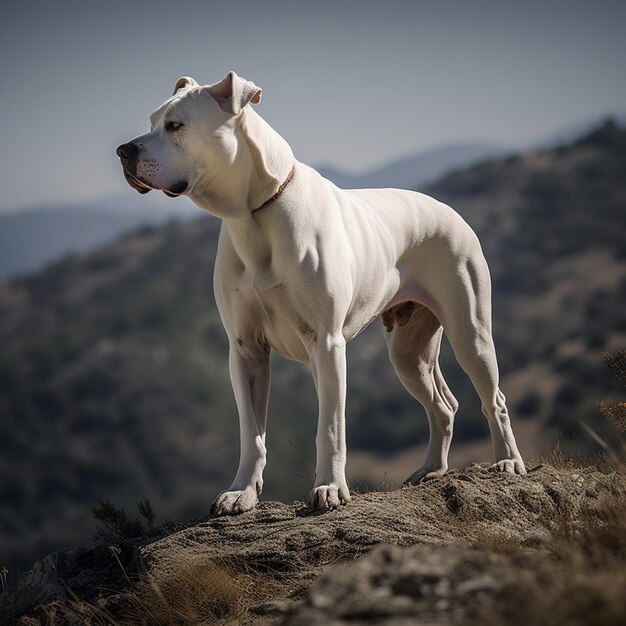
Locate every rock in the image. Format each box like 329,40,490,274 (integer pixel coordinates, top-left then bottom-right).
279,543,517,625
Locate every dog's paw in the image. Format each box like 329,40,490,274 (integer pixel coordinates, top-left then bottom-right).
210,487,258,516
403,465,447,486
489,458,527,475
310,484,351,511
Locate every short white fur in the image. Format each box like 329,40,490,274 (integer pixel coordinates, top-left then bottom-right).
119,71,526,514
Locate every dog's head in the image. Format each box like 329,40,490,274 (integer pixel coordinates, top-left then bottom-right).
116,72,262,198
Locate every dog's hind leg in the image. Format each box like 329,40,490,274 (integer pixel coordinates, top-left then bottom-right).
383,303,458,484
435,256,526,475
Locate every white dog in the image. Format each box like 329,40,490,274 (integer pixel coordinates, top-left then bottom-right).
117,71,526,514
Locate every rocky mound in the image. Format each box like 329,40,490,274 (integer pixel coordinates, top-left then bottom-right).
3,463,624,625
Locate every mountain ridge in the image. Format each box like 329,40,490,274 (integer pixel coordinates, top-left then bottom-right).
4,110,623,282
0,142,500,282
316,141,507,189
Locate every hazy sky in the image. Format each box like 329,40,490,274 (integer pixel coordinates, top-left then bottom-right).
1,0,625,212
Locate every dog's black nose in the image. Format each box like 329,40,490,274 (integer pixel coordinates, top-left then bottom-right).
116,142,138,161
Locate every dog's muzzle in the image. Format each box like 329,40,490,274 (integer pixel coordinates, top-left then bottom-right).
116,142,151,194
116,142,187,196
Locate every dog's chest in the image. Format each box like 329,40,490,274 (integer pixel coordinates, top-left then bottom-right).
245,279,315,362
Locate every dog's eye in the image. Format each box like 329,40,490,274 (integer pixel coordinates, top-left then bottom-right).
164,121,184,132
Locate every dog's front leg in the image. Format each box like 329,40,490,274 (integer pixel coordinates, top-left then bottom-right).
210,340,270,515
310,334,351,511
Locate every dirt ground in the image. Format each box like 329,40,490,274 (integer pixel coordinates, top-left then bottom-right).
4,462,625,625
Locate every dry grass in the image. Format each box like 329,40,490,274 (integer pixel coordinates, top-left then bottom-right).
21,555,285,625
19,601,116,626
531,442,613,472
467,466,626,626
120,556,259,625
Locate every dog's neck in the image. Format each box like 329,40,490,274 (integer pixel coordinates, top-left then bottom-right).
240,108,295,212
189,107,295,221
190,107,296,272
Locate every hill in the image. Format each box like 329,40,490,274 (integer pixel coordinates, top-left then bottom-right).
0,196,198,282
1,114,623,284
0,142,503,284
3,464,625,624
317,142,506,189
0,121,625,576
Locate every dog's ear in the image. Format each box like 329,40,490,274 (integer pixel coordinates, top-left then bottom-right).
205,71,262,115
173,76,199,95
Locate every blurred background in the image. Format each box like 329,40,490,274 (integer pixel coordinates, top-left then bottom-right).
1,0,625,576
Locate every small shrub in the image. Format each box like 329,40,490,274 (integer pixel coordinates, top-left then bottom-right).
598,350,626,433
92,499,156,540
137,499,156,529
599,401,626,432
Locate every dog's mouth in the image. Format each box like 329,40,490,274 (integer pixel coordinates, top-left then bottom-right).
162,181,189,197
123,169,152,195
122,167,188,198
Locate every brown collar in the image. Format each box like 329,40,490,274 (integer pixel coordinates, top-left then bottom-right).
252,165,295,214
